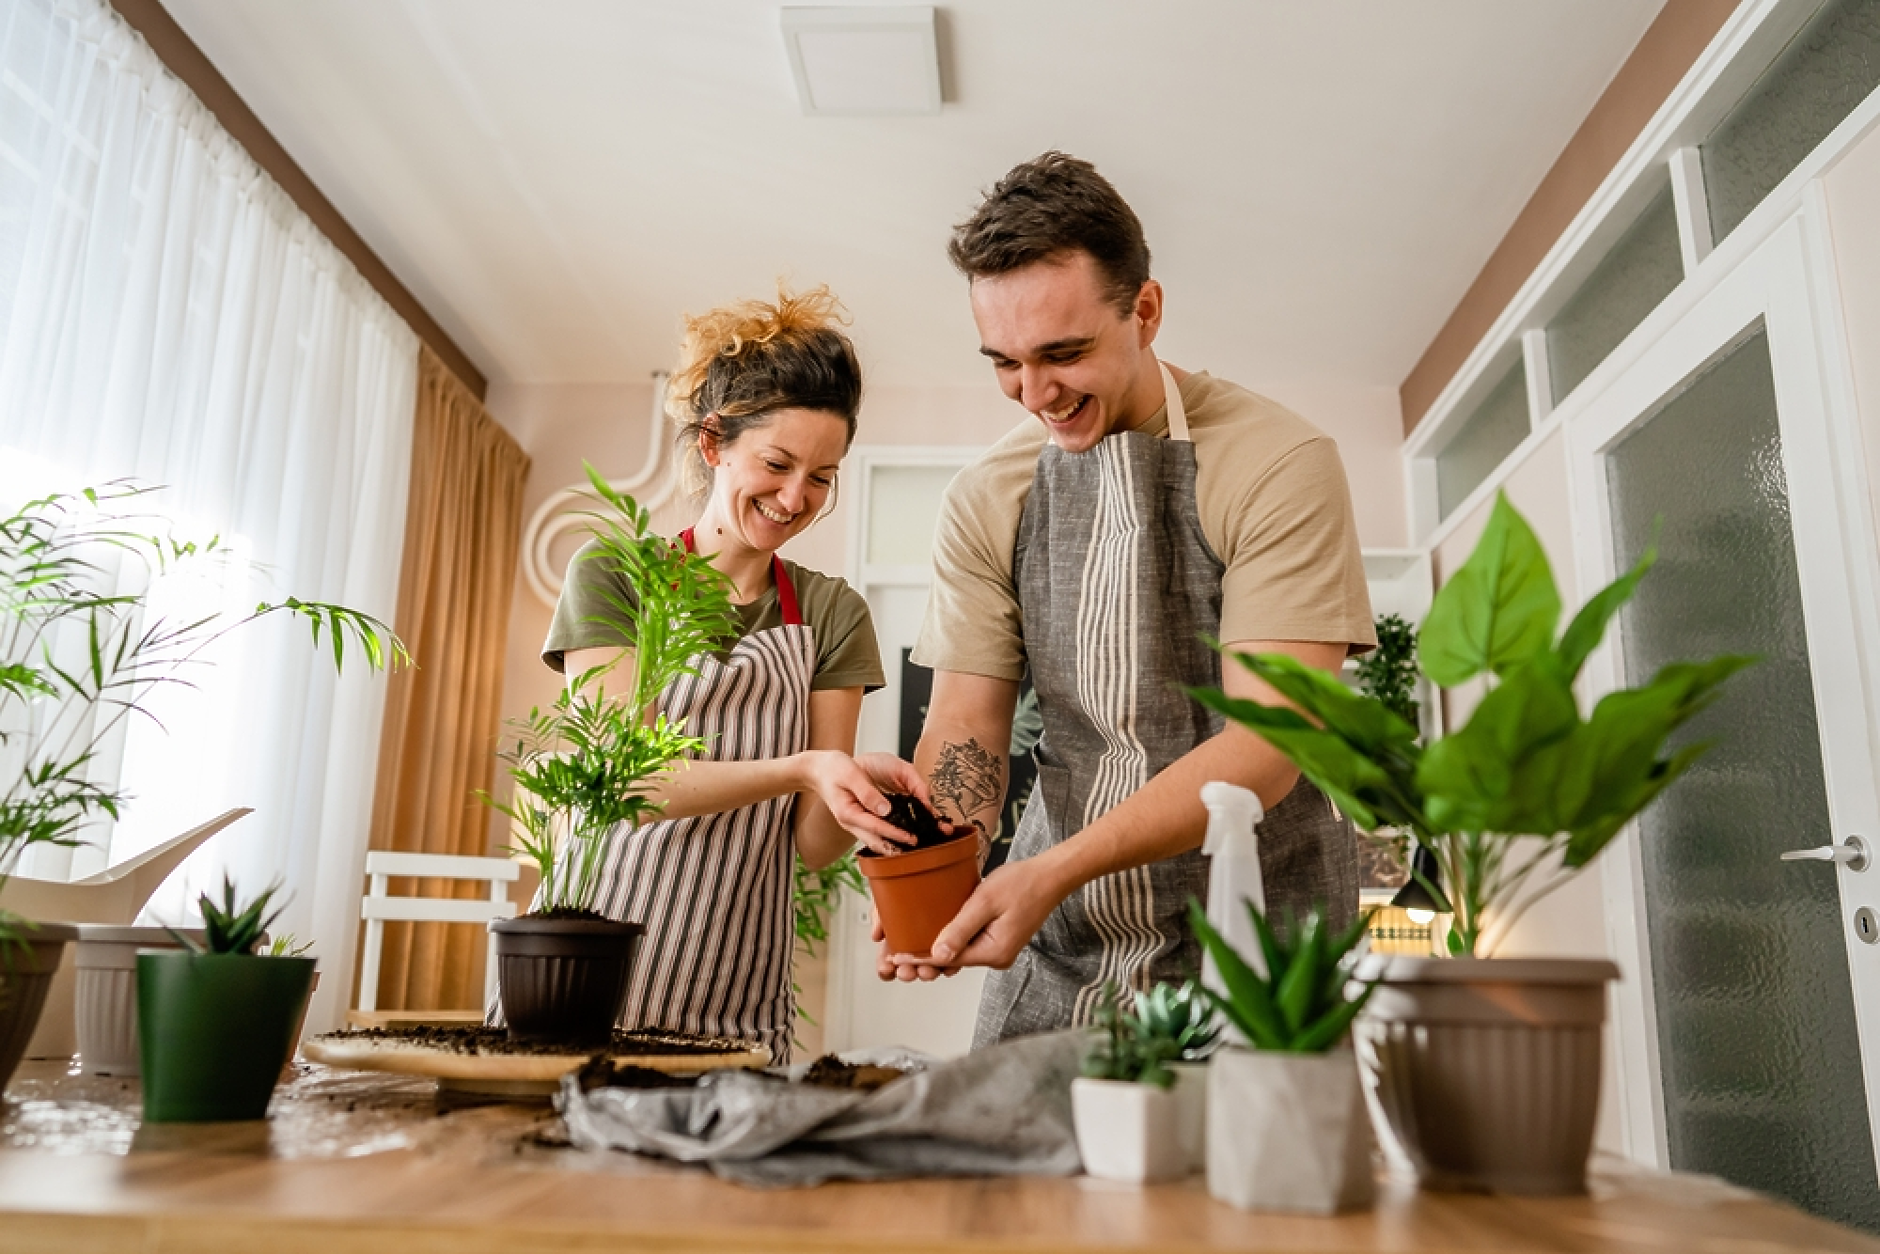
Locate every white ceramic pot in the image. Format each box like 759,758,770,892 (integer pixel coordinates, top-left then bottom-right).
1206,1046,1374,1214
1070,1076,1185,1184
73,925,203,1077
1166,1059,1208,1172
1354,955,1619,1195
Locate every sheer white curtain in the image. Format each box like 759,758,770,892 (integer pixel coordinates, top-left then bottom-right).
0,0,418,1030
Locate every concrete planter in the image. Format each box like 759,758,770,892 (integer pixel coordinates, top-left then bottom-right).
1070,1077,1186,1183
1354,955,1619,1195
1206,1047,1374,1214
73,925,203,1076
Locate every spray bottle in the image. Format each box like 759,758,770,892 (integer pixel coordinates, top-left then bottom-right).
1199,780,1265,1044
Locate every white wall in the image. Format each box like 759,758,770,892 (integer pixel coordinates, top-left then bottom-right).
1825,119,1880,573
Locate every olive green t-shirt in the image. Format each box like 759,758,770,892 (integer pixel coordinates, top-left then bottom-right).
911,371,1375,681
542,539,885,693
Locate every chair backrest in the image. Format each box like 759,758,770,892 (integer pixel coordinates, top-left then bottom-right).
356,851,521,1014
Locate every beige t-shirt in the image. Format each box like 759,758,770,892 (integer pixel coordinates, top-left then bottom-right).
912,371,1375,681
544,539,885,693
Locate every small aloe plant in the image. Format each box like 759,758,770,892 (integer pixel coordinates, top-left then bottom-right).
1187,899,1376,1053
1082,978,1220,1087
173,876,287,956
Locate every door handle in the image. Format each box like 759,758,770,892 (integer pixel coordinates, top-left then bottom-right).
1781,835,1870,872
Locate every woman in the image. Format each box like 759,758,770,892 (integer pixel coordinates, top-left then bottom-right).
542,287,920,1062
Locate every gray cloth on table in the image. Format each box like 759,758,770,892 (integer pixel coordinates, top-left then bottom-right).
556,1030,1084,1187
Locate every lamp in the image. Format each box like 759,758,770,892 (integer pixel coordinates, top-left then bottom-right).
1391,844,1444,926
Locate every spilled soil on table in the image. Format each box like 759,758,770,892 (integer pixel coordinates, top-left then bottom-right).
336,1025,752,1057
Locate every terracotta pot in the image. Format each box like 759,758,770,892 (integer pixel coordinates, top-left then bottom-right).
73,925,204,1077
1353,955,1619,1195
1207,1047,1374,1214
857,834,980,959
0,922,77,1090
490,915,643,1045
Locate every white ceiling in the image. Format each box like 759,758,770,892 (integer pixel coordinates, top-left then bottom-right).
161,1,1665,391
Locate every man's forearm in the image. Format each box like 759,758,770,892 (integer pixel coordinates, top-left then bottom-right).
1029,726,1301,900
916,728,1006,856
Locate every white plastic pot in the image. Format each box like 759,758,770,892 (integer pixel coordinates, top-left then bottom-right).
74,925,202,1076
1070,1076,1186,1184
1207,1047,1374,1214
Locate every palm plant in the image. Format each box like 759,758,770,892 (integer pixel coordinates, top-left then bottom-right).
0,483,408,941
487,469,738,915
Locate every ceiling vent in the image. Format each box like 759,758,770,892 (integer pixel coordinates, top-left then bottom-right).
780,6,941,116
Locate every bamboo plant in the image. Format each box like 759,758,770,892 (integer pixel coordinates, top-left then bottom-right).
0,483,408,942
487,469,738,915
1190,492,1754,956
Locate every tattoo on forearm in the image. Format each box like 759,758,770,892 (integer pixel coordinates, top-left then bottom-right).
931,737,1003,826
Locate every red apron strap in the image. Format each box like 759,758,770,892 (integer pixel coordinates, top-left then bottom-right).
677,529,801,627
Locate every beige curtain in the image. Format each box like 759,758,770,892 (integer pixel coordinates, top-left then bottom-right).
361,347,531,1011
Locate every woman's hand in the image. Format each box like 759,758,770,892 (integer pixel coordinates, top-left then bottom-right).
799,750,928,855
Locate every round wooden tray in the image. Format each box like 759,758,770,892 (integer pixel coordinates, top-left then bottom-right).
304,1027,770,1096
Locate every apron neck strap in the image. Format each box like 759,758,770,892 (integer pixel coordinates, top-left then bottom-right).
1159,362,1191,443
678,528,803,628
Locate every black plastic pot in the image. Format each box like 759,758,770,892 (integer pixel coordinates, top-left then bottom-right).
136,952,315,1122
489,914,643,1045
0,922,78,1091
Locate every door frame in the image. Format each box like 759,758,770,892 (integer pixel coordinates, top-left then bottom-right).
1564,200,1880,1169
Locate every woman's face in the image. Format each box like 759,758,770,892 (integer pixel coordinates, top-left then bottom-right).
702,407,850,554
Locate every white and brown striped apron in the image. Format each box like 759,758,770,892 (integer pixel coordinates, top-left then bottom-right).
585,531,813,1063
973,363,1359,1047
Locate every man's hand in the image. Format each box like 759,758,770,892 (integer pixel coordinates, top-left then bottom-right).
876,856,1064,981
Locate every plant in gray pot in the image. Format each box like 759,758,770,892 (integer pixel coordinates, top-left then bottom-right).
1190,491,1753,1195
138,878,312,1122
1071,979,1218,1183
486,473,736,1046
0,484,405,1091
1188,899,1378,1214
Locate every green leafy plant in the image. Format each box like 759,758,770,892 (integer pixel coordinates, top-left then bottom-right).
794,852,863,960
1354,612,1419,730
173,876,285,956
1082,978,1220,1087
266,932,313,958
485,469,738,915
1189,492,1754,956
0,483,409,941
1188,899,1376,1052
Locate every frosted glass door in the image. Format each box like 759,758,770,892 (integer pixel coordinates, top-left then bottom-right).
1605,327,1880,1230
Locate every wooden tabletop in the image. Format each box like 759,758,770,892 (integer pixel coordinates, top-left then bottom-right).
1,1060,1874,1254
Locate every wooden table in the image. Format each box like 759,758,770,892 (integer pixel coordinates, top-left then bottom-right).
0,1060,1874,1254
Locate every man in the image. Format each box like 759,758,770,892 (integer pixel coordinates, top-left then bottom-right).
881,152,1375,1047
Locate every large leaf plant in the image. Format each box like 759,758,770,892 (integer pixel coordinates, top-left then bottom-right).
487,468,738,915
0,482,409,942
1191,492,1754,956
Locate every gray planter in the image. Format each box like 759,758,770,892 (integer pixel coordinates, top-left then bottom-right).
1207,1047,1373,1213
0,922,77,1090
1070,1077,1186,1183
73,925,204,1076
1354,955,1619,1195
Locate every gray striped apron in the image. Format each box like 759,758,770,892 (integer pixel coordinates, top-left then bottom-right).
586,536,811,1063
973,364,1359,1048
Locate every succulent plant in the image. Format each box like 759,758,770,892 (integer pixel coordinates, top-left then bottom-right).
1187,898,1376,1053
174,876,286,956
1082,978,1220,1087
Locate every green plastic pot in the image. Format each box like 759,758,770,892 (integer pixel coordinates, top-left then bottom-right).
136,951,315,1122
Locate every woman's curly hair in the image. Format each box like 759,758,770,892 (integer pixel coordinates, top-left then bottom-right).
667,286,862,500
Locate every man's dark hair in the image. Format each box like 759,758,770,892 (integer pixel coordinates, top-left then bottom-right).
946,152,1151,316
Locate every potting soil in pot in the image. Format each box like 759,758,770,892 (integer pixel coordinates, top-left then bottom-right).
871,793,958,851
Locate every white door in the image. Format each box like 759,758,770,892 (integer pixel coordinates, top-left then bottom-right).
823,447,988,1057
1570,206,1880,1229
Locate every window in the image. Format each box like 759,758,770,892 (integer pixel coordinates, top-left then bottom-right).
1702,0,1880,243
1435,357,1529,521
1546,180,1683,405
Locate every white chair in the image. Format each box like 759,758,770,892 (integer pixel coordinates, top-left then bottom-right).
351,851,519,1030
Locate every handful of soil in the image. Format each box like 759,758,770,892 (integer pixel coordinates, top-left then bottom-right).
800,1055,908,1091
862,793,964,855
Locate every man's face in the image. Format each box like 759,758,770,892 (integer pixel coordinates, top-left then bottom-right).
969,251,1162,454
